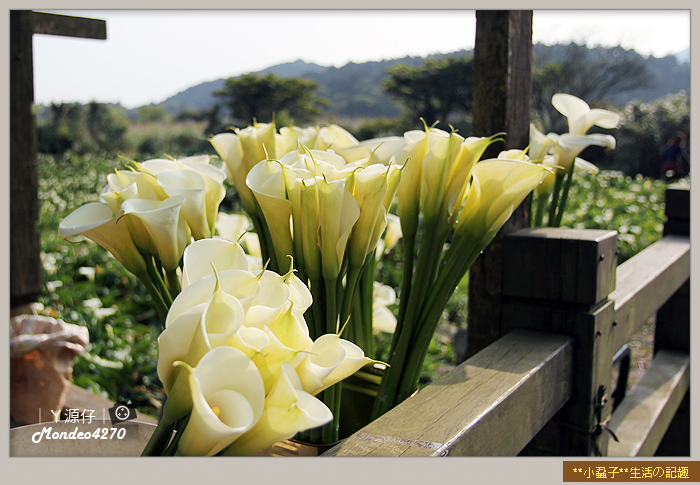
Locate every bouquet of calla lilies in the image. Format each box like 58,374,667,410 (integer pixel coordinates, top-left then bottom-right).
58,93,607,453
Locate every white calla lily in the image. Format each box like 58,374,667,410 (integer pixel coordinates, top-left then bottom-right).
120,196,190,271
58,202,147,276
550,132,616,171
176,346,266,456
246,159,294,269
318,176,360,280
456,159,551,244
166,270,260,328
215,212,251,241
222,363,332,456
180,238,249,289
552,93,621,135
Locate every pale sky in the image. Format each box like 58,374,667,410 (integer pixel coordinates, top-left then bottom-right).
32,9,691,109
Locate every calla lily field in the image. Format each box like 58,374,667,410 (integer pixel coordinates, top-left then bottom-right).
55,94,627,455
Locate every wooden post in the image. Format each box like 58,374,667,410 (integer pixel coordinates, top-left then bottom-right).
10,11,42,310
501,227,619,455
465,10,533,359
9,11,106,312
653,184,690,455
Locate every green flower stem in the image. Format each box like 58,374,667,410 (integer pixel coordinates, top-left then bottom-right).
394,230,416,344
534,193,548,227
355,258,376,357
307,278,325,341
402,221,443,327
310,422,322,444
553,162,577,227
141,418,176,456
339,264,362,337
142,253,173,308
323,276,338,335
166,269,181,300
322,383,340,443
547,172,566,227
363,258,376,356
135,272,170,326
397,243,483,401
250,212,277,273
163,415,190,456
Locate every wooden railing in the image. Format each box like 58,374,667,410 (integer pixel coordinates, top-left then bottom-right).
326,184,690,457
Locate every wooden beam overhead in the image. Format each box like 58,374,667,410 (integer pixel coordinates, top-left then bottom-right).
32,11,107,40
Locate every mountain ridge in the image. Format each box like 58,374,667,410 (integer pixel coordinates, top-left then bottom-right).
131,44,690,120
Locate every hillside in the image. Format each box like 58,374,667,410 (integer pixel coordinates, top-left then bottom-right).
133,43,690,121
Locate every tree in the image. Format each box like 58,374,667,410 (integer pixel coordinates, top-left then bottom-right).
602,93,690,177
137,105,170,123
383,55,474,128
36,102,128,155
532,43,655,132
214,73,328,125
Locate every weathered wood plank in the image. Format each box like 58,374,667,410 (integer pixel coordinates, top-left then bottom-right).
607,350,689,456
503,227,618,304
324,330,573,456
32,11,107,39
610,235,690,353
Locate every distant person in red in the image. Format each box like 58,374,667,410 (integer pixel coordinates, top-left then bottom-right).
661,133,689,180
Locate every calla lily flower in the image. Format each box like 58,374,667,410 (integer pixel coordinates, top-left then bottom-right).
552,93,621,135
165,270,261,328
120,196,190,271
215,212,251,241
104,169,167,201
346,164,391,267
394,126,495,237
246,159,294,270
295,333,348,394
299,177,322,280
158,276,247,393
267,301,314,352
176,346,266,456
221,363,332,456
393,130,430,237
456,159,551,245
316,338,375,394
550,132,616,171
155,169,219,240
317,176,360,280
58,202,147,276
180,238,249,289
529,124,558,162
318,124,361,151
278,125,320,155
372,283,397,335
295,334,374,395
377,213,403,257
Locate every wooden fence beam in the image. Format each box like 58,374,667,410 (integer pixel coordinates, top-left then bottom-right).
609,235,690,353
32,11,107,39
607,350,689,456
324,330,573,457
